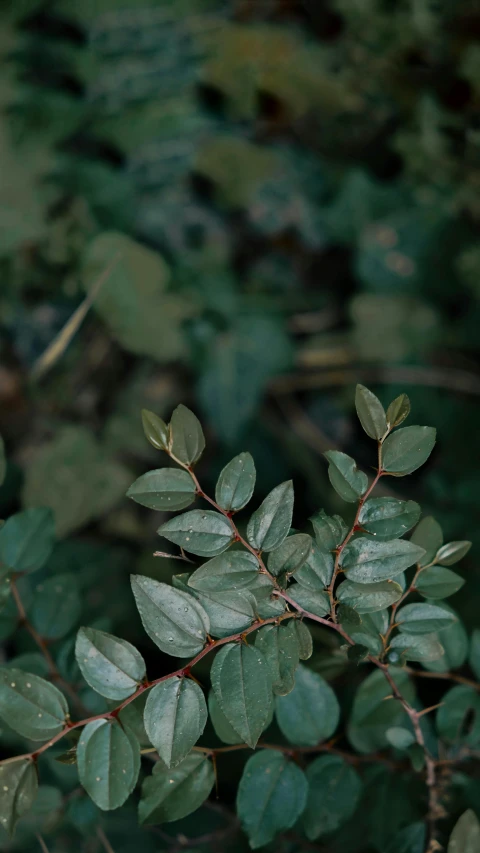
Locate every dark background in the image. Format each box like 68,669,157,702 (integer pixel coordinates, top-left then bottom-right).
0,0,479,850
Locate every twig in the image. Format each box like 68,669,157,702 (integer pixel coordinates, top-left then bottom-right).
405,667,480,692
193,740,400,768
36,835,50,853
97,827,116,853
10,578,87,714
153,550,195,564
31,254,121,382
271,364,480,397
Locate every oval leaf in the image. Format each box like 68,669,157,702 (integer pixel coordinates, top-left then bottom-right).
337,579,403,613
75,627,146,701
294,620,313,660
215,452,256,512
255,621,300,696
127,469,196,511
347,667,416,753
141,409,169,451
324,451,368,503
187,552,259,592
159,510,233,558
275,664,339,746
0,508,55,574
208,690,243,745
386,394,410,429
267,534,312,577
0,759,38,837
131,576,209,658
77,719,139,810
293,540,334,589
139,753,214,825
389,633,444,662
187,588,254,638
0,669,68,741
237,750,308,848
246,481,294,552
359,498,421,541
30,574,81,640
287,585,330,617
302,755,361,840
397,602,457,634
144,678,207,768
170,405,205,466
435,541,472,566
355,384,387,440
342,537,425,583
381,426,436,475
310,510,347,550
415,566,465,600
210,643,272,748
448,810,480,853
410,516,443,566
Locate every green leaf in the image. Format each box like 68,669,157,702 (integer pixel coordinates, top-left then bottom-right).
30,573,81,640
355,384,387,440
381,426,436,475
170,405,205,466
141,409,169,451
215,452,256,512
348,667,416,753
82,232,190,362
255,622,300,696
397,602,457,634
0,669,68,741
267,534,312,576
348,644,370,664
248,575,286,619
338,603,363,628
118,693,150,748
159,511,234,558
410,516,443,566
208,690,243,744
422,603,468,672
294,620,313,660
302,755,361,840
416,566,465,599
275,664,339,746
435,541,472,566
187,588,255,638
144,678,207,768
324,451,368,503
246,481,294,552
75,627,146,701
139,753,214,825
386,394,411,429
386,727,416,750
342,537,425,583
0,508,54,574
385,822,426,853
287,585,330,617
437,686,480,746
237,750,308,848
0,434,5,489
448,810,480,853
187,552,259,592
310,510,347,550
389,633,444,661
337,579,403,613
0,759,37,837
77,719,139,810
359,498,421,541
131,576,209,657
469,629,480,680
127,469,196,511
210,643,273,748
293,540,333,589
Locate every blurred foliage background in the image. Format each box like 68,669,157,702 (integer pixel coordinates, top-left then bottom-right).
0,0,480,849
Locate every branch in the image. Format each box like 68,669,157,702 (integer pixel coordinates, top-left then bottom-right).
193,740,400,768
10,579,84,712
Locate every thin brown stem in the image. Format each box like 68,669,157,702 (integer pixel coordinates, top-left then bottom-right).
193,740,399,768
0,612,295,768
10,579,83,711
405,667,480,691
97,827,116,853
36,835,50,853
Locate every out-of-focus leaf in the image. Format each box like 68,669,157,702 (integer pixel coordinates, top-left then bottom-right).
237,750,308,849
416,567,465,599
448,810,480,853
302,755,361,840
0,669,68,741
139,753,214,825
275,664,339,746
0,508,54,574
30,573,81,640
410,517,443,566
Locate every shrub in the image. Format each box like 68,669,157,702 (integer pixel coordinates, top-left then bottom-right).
0,386,478,853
